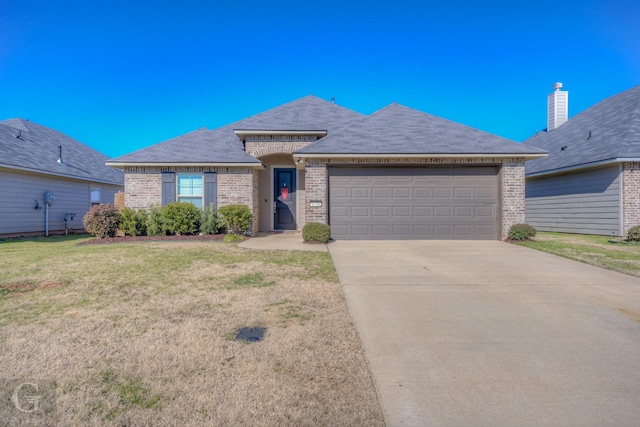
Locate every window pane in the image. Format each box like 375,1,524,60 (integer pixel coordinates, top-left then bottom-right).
177,175,203,196
178,197,202,209
176,174,203,208
91,188,100,203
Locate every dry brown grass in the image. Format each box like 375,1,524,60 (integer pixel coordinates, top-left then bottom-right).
0,236,384,426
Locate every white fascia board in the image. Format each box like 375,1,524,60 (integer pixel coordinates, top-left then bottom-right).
106,162,265,169
293,153,547,159
526,158,640,178
234,130,327,137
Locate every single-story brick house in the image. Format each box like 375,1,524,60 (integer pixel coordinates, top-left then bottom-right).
107,96,546,240
524,84,640,236
0,118,124,236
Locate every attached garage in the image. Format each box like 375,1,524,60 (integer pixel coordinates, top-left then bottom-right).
329,166,499,240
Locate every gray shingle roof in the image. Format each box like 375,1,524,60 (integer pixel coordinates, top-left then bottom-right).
107,128,261,164
524,85,640,175
109,95,364,164
0,119,124,185
297,103,546,155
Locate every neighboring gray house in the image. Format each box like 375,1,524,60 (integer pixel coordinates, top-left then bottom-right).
0,119,124,236
524,84,640,236
108,95,546,240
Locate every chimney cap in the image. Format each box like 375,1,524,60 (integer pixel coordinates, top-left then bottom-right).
553,82,563,91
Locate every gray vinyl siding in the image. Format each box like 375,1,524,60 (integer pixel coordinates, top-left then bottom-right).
525,166,621,235
0,168,123,235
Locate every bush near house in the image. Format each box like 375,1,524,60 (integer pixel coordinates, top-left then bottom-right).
146,205,166,236
162,202,202,235
302,222,332,243
200,204,225,235
508,223,537,241
627,225,640,241
119,208,148,236
83,204,121,238
219,204,252,235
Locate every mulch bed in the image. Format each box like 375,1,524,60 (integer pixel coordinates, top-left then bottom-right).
78,234,242,245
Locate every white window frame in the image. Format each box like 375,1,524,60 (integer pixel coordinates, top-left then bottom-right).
90,187,101,205
176,173,204,208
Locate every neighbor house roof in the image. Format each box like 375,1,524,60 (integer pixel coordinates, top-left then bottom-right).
108,95,364,166
296,103,547,157
524,85,640,176
0,118,124,185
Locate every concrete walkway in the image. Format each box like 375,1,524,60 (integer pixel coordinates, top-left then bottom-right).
238,232,327,252
328,240,640,426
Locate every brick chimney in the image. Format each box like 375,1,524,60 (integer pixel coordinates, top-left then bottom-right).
547,82,568,131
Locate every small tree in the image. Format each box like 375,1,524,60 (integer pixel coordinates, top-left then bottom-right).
83,204,120,238
146,205,166,236
162,202,202,235
219,204,252,235
200,204,225,234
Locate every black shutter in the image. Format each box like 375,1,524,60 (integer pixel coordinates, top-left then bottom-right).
204,172,217,209
161,172,175,206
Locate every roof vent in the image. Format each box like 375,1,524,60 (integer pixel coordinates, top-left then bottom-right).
553,82,563,91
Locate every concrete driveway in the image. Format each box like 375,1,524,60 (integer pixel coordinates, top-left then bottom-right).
328,241,640,427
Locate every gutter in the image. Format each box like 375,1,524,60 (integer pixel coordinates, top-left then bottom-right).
0,163,123,186
106,161,265,169
526,157,640,178
293,153,547,160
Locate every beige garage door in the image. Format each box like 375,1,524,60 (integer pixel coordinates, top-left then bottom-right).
328,167,498,240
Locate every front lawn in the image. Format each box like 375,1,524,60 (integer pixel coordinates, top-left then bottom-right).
0,236,383,426
516,232,640,277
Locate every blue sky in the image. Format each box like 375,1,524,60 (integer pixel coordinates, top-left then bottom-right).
1,0,638,158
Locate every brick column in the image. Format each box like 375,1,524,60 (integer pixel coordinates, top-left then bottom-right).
304,161,328,224
622,162,640,235
500,161,526,239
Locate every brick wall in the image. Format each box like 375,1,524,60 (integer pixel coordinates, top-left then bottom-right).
622,162,640,234
500,161,526,239
125,173,161,209
123,166,257,233
303,157,526,240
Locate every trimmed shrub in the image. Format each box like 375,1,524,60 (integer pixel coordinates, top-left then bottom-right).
162,202,201,235
146,205,166,236
201,204,225,235
508,223,537,241
302,222,331,243
219,204,252,235
119,208,148,236
627,225,640,242
223,234,244,243
83,204,120,238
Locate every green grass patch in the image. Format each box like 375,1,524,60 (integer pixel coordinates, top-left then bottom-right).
516,232,640,277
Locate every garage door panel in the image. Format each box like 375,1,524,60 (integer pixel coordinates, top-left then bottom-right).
351,188,370,198
372,188,390,198
434,206,452,217
393,188,411,198
434,188,452,199
372,206,390,217
455,188,473,199
329,167,498,240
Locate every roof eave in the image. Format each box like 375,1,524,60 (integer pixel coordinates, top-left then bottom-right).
0,163,124,186
294,152,547,160
106,161,265,169
526,157,640,178
234,129,327,137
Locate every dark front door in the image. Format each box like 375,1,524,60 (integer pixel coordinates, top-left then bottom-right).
274,168,296,230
